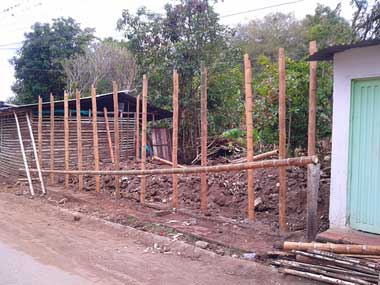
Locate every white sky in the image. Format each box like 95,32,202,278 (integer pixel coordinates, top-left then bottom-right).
0,0,354,101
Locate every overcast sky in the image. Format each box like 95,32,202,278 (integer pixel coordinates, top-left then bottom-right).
0,0,354,101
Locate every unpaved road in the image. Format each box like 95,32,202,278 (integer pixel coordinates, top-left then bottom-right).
0,190,315,284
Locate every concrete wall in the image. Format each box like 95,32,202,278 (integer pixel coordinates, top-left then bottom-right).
330,45,380,228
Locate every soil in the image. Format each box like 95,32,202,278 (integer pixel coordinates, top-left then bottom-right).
0,188,321,284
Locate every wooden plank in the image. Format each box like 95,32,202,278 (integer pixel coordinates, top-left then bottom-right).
38,96,43,168
278,48,287,231
141,75,148,203
200,65,208,213
91,85,100,193
103,107,115,164
113,81,121,198
64,91,70,191
307,163,321,241
26,113,46,194
135,94,140,160
244,54,255,221
14,112,35,196
307,40,318,241
50,93,55,185
76,90,83,192
172,70,179,209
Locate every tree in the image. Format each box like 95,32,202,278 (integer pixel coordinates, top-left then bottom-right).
10,17,94,103
117,0,240,161
63,39,137,95
351,0,380,40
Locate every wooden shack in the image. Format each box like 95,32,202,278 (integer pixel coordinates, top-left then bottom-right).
0,90,172,181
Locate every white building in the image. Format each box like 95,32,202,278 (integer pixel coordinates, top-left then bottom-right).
311,39,380,235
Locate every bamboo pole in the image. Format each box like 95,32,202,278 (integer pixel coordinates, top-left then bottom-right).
26,113,46,194
38,96,43,168
200,65,208,213
135,94,140,160
113,82,121,198
278,48,287,231
307,40,319,241
141,75,148,204
14,112,35,196
284,242,380,255
231,149,278,163
76,90,83,192
244,54,255,221
153,156,185,168
172,70,179,209
27,156,317,176
64,91,70,191
50,93,55,185
91,85,100,193
103,107,115,164
279,268,357,285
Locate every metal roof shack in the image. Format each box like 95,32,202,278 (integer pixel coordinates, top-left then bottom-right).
307,39,380,61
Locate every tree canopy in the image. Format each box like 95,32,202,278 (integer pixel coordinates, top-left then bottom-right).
10,17,94,103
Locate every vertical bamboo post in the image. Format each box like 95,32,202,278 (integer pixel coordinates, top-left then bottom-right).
64,91,69,191
76,90,83,192
244,54,255,221
50,93,55,185
141,75,148,204
200,65,208,213
38,96,43,168
135,95,141,160
14,112,35,196
278,48,288,231
113,82,121,198
172,70,179,210
91,85,100,193
104,107,115,164
307,40,319,241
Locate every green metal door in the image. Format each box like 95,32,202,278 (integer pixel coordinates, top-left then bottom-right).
348,78,380,234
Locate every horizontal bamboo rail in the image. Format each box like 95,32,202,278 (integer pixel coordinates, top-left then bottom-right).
284,242,380,255
24,155,317,176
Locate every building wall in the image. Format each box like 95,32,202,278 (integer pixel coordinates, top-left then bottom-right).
330,45,380,228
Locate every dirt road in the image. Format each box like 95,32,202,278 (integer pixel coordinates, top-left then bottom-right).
0,190,315,284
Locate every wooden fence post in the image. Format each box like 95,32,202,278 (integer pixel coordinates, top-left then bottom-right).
104,107,115,164
244,54,255,221
64,91,69,191
141,75,148,204
200,64,208,213
50,93,55,185
76,90,83,191
38,96,43,168
91,85,100,193
307,40,319,241
113,82,121,198
278,48,288,231
172,70,179,210
135,95,141,160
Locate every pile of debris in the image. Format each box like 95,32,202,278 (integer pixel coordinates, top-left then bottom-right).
272,242,380,284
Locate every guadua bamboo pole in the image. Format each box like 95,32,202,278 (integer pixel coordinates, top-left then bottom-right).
141,75,148,204
27,156,317,176
113,81,121,198
76,90,83,191
91,85,100,193
278,48,288,231
50,93,55,185
135,94,140,160
103,107,115,164
172,70,179,209
200,65,208,213
38,96,43,168
244,54,255,221
64,91,70,191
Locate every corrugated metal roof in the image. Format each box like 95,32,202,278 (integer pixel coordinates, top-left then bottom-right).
308,39,380,61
